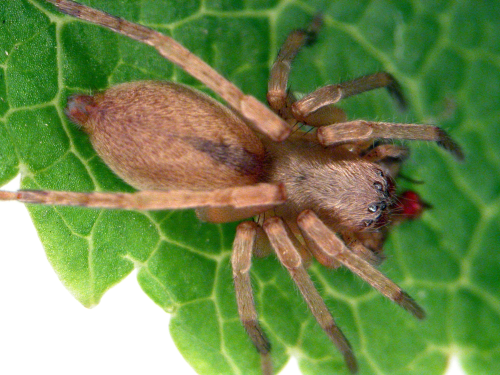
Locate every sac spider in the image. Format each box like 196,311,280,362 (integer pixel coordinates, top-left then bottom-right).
1,1,464,374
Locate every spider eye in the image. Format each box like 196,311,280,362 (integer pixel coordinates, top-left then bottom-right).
368,204,378,213
376,169,384,178
380,202,387,210
373,182,383,191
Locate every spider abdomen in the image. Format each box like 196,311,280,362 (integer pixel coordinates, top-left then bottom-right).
66,81,266,191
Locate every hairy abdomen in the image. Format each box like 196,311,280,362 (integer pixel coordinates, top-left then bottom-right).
67,81,266,190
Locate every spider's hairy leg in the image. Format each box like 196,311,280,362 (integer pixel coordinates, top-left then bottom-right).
232,222,272,375
298,104,347,128
292,72,407,121
44,0,291,141
267,14,322,113
0,183,286,212
341,234,384,267
196,204,285,224
297,210,426,320
252,226,275,258
317,120,464,160
362,144,409,163
263,217,358,374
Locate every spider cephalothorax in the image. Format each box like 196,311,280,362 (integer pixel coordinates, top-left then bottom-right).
262,137,395,233
0,1,464,374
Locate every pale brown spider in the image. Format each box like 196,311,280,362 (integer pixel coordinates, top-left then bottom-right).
0,1,464,374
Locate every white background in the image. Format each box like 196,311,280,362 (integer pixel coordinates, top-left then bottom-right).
0,177,465,375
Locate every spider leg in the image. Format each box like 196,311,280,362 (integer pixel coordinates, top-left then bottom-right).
317,120,464,160
297,210,426,320
45,0,290,142
299,104,347,127
292,72,406,121
267,15,322,114
253,226,275,258
282,92,348,129
232,222,272,375
341,233,384,267
362,144,409,163
0,183,286,215
263,216,358,374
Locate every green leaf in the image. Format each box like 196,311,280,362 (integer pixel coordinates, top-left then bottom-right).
2,0,500,374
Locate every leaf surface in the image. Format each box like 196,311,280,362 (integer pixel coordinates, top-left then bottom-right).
1,0,499,374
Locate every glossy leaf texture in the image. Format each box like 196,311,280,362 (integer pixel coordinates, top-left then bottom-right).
1,0,500,374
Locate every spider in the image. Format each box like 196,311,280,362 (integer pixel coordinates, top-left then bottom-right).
0,1,464,374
